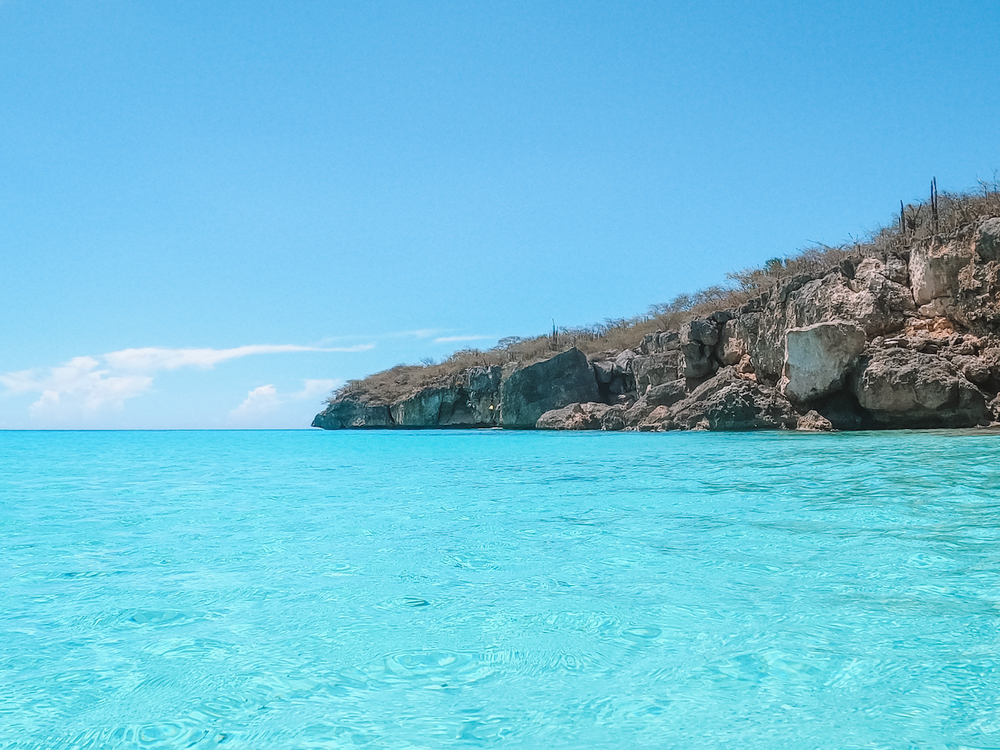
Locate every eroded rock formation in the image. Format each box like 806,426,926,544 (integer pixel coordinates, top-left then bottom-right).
313,217,1000,432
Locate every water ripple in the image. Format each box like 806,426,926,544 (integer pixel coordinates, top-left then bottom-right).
3,429,1000,748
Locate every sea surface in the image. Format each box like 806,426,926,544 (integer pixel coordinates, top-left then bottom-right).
2,429,1000,749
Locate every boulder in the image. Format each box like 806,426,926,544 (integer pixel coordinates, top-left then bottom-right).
851,348,991,428
662,368,799,431
786,270,913,337
684,319,720,347
780,321,867,403
535,402,623,431
796,410,834,432
623,397,654,429
499,348,600,428
637,405,672,432
591,356,636,397
614,349,639,371
312,397,392,429
741,266,913,382
601,405,627,431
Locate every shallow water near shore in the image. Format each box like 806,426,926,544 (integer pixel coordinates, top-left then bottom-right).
2,428,1000,749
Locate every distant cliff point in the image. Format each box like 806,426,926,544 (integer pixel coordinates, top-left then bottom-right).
314,179,1000,432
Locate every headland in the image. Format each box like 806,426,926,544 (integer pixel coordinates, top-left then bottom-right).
314,184,1000,432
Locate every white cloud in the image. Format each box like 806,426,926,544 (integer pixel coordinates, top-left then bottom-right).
105,343,374,372
1,343,360,422
230,384,281,421
433,335,495,344
229,379,342,425
1,356,154,416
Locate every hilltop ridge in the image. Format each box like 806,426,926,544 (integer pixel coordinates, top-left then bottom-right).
314,180,1000,432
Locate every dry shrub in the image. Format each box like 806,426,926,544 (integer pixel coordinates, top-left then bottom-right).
331,179,1000,404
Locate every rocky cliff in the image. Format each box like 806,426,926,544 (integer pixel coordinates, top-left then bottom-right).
313,217,1000,432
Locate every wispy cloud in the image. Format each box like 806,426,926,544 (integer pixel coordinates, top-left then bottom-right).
106,344,373,372
433,335,495,344
1,344,363,420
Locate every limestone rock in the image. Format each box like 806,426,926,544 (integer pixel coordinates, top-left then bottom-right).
499,348,600,429
990,395,1000,423
462,366,502,425
715,319,746,366
637,405,671,431
641,331,680,355
684,318,720,347
536,402,617,431
665,368,798,431
780,321,867,403
646,380,688,408
786,271,913,337
623,397,654,429
312,397,392,429
680,319,720,379
390,388,451,426
630,352,683,394
852,348,991,428
909,240,974,306
950,355,991,385
954,235,1000,330
592,360,615,384
742,266,913,382
601,405,627,431
974,218,1000,263
614,349,639,371
796,410,834,432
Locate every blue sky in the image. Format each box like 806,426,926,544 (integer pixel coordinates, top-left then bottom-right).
2,0,998,429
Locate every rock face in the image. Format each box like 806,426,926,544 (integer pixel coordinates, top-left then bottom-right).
316,222,1000,433
739,259,915,383
450,366,502,426
781,321,867,403
390,388,452,427
665,369,798,431
631,352,683,394
536,402,623,431
680,319,719,379
715,319,746,366
646,380,688,408
312,397,392,429
852,348,991,428
499,348,599,428
910,241,973,306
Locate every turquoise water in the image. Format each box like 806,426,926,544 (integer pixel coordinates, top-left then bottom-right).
2,430,1000,749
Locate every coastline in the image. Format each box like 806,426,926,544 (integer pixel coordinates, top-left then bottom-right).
315,216,1000,434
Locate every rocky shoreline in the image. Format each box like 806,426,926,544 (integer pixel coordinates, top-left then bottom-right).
313,218,1000,432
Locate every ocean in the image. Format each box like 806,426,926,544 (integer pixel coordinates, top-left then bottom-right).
2,429,999,749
